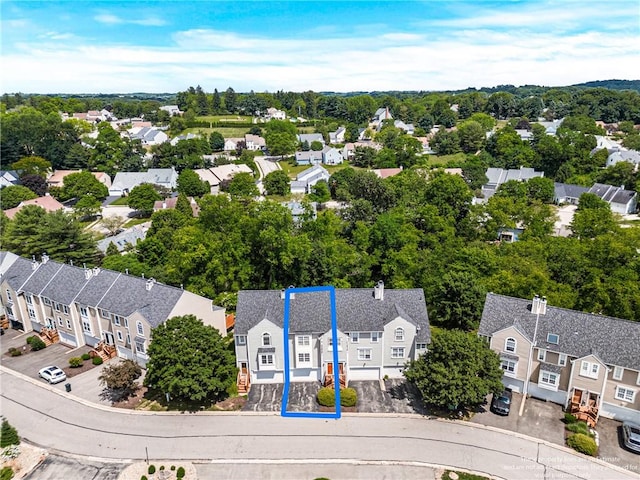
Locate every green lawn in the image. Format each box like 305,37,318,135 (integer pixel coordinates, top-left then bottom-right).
108,197,129,206
196,115,253,123
184,127,250,138
280,161,353,178
422,152,467,166
123,217,150,228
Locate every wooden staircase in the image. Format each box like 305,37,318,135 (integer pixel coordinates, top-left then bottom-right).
0,315,9,330
323,373,347,389
237,368,250,393
39,328,59,346
91,341,117,362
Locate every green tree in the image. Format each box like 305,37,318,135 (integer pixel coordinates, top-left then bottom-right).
430,129,460,155
127,184,162,216
228,172,258,199
73,196,102,218
209,131,225,152
144,315,236,403
0,417,19,447
526,177,555,204
0,185,37,210
175,193,194,217
404,329,503,411
98,359,142,401
570,194,618,239
457,120,486,153
19,174,47,196
310,140,324,151
431,271,487,331
177,169,209,197
11,155,52,178
224,87,237,113
423,172,473,226
263,170,290,196
309,180,331,203
59,171,109,202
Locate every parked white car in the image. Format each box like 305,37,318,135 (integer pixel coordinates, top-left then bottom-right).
38,365,67,384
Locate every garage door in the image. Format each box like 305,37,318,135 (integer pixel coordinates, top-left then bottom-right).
58,331,77,347
349,367,380,381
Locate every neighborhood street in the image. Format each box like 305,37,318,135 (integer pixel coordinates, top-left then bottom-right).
1,369,637,480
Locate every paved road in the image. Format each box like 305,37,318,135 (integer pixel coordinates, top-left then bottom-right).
1,370,637,480
254,156,281,180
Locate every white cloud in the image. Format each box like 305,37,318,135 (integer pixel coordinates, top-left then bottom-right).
94,13,122,25
94,12,166,26
2,26,638,93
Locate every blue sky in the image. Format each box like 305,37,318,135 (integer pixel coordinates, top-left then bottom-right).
1,0,638,93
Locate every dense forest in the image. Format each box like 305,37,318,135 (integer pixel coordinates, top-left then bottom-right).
1,82,639,328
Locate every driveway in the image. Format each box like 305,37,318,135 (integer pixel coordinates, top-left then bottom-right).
243,382,320,412
351,380,427,414
596,417,640,473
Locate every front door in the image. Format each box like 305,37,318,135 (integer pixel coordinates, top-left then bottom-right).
327,362,333,375
104,332,115,346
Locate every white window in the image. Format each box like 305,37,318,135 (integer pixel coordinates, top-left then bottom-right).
416,343,427,350
63,305,69,314
391,347,405,358
297,335,310,346
137,321,144,336
358,348,372,360
43,297,51,306
580,361,599,379
25,294,33,305
66,319,71,329
55,303,61,312
80,307,88,318
505,337,516,353
82,320,92,334
394,328,404,342
501,359,517,375
297,353,311,363
124,318,128,328
100,309,111,319
135,340,146,355
5,305,13,317
28,307,36,319
113,315,121,326
615,386,636,402
558,354,567,367
537,349,546,362
117,331,123,342
57,317,63,327
350,332,359,343
260,354,274,366
371,332,379,343
539,370,559,390
262,333,271,346
6,289,12,302
236,335,246,346
613,366,624,381
547,333,559,344
328,337,342,351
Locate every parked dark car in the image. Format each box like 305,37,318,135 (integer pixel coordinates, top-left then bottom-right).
490,389,513,415
622,422,640,454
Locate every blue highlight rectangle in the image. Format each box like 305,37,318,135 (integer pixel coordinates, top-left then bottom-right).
281,285,341,419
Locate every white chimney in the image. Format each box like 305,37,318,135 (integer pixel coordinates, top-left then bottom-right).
41,253,49,264
84,268,92,280
146,278,156,291
374,280,385,301
540,296,547,315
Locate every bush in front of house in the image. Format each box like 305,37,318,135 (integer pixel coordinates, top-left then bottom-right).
176,466,185,479
0,466,14,480
567,433,597,456
92,356,103,365
340,387,357,407
567,421,593,437
27,336,46,351
81,353,91,361
563,412,577,424
0,418,20,447
317,387,336,407
7,348,21,357
69,357,83,368
148,464,155,474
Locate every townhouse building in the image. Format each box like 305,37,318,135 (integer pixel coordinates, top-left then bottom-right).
0,252,225,367
234,282,430,392
479,293,640,425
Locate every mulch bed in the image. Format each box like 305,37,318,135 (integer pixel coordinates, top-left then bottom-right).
64,361,100,378
113,385,148,409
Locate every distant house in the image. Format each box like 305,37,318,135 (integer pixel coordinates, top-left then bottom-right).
159,105,183,116
245,134,266,151
109,168,178,197
554,183,590,205
294,150,323,166
587,183,637,214
370,107,393,131
294,146,342,166
535,118,564,136
224,138,244,152
290,165,330,195
3,195,67,219
372,167,403,179
265,108,286,121
480,167,544,201
0,170,21,188
47,170,112,189
129,127,168,146
194,164,253,194
97,223,149,253
153,196,200,216
497,227,525,243
297,133,325,147
329,127,346,144
606,149,640,168
170,133,199,146
394,120,415,135
283,201,317,223
515,129,534,142
321,146,343,165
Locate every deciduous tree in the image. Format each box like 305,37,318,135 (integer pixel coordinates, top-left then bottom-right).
0,185,37,210
127,184,162,216
99,359,142,401
263,170,290,196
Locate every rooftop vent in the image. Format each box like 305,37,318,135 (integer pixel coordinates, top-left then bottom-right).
374,280,384,301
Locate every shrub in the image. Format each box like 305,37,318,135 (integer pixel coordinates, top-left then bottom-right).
159,465,165,470
27,336,46,351
340,387,357,407
148,464,155,474
563,412,577,424
92,356,103,366
567,421,592,437
0,418,20,447
177,466,185,479
8,348,21,357
1,445,20,460
140,476,147,480
69,357,83,368
81,353,91,361
171,465,176,471
317,387,336,407
567,433,597,456
0,466,14,480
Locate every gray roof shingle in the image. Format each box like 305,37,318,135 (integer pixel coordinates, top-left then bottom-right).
479,293,640,371
236,288,430,342
1,256,38,291
40,264,92,305
20,261,64,295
